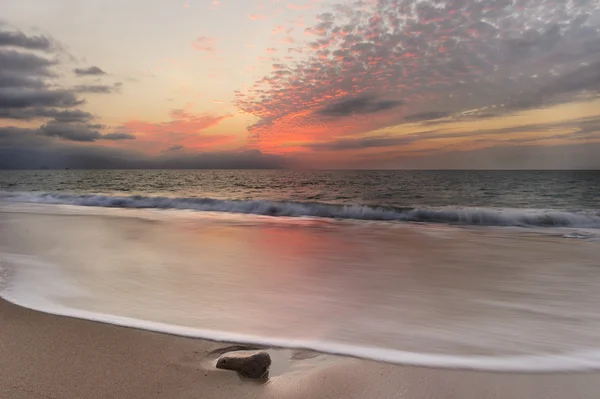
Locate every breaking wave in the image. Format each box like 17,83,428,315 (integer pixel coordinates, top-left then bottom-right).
1,191,600,228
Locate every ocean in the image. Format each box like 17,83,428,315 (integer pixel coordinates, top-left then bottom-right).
1,170,600,371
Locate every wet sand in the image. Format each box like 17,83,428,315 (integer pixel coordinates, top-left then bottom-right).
1,298,600,399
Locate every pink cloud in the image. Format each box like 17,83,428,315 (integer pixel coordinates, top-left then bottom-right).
271,25,285,34
123,109,233,152
192,37,216,52
249,14,266,20
235,0,598,153
266,48,278,53
287,3,314,11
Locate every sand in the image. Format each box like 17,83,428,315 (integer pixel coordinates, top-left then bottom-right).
1,298,600,399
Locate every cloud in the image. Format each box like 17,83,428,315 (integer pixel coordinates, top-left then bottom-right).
0,24,128,154
300,114,600,154
0,127,286,169
0,28,97,128
39,121,136,142
0,50,56,75
538,60,600,98
100,132,136,140
0,107,93,122
39,121,101,142
73,66,106,76
317,95,403,117
0,87,82,109
162,145,184,153
192,36,216,52
235,0,600,148
287,3,314,11
123,108,233,151
0,70,46,89
0,30,54,51
404,112,451,123
307,135,413,151
74,84,118,94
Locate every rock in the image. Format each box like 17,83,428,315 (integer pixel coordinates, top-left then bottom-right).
216,351,271,379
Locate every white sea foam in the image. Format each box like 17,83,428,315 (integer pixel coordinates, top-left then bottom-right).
2,191,600,228
3,253,600,373
2,204,600,372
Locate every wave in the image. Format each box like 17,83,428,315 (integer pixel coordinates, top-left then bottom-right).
3,254,600,373
1,191,600,228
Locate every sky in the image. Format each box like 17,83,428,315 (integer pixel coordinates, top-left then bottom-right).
1,0,600,169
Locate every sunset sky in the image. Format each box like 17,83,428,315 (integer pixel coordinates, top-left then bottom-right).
1,0,600,169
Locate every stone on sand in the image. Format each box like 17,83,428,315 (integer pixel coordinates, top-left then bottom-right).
216,351,271,379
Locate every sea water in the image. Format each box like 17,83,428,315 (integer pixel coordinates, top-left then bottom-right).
1,170,600,371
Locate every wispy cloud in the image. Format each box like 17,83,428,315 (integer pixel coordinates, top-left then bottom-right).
192,36,216,52
73,66,106,76
74,83,121,94
123,108,233,151
286,3,314,11
304,115,600,152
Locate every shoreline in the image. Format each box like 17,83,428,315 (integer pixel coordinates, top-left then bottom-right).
2,298,600,398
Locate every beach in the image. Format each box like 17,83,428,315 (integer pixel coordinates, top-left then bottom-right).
1,297,600,399
2,181,600,398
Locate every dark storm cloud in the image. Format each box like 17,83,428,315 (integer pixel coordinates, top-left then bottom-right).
0,34,85,122
100,132,135,140
74,84,116,94
0,71,46,88
0,107,92,121
0,88,82,109
73,66,106,76
0,50,56,75
0,127,286,169
50,109,94,122
39,121,102,142
39,121,136,142
0,25,127,151
0,30,54,51
317,96,404,117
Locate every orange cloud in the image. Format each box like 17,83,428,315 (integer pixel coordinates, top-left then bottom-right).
271,25,285,34
192,36,216,52
286,3,314,11
123,109,233,152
